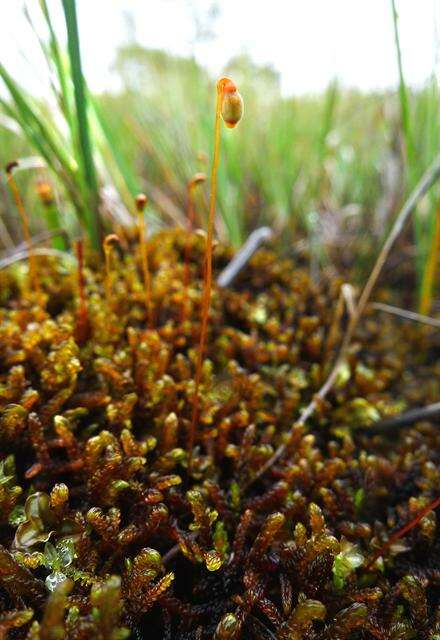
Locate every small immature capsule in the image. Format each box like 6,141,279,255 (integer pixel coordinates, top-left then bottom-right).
5,160,19,175
135,193,148,213
36,181,54,206
189,172,206,187
103,233,120,250
219,78,244,129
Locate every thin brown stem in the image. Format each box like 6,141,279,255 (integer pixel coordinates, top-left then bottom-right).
74,239,90,344
103,234,120,312
6,163,40,298
322,282,350,364
136,194,153,329
365,402,440,434
181,173,206,324
188,79,231,471
372,301,440,329
365,495,440,570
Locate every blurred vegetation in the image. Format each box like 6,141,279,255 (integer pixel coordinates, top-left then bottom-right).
0,2,439,305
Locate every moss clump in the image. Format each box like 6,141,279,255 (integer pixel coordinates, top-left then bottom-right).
0,230,439,638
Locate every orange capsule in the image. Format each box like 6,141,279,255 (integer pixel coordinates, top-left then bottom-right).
220,80,243,129
36,181,54,206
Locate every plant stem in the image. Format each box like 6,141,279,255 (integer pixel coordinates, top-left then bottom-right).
365,495,440,570
103,234,119,312
6,168,40,298
44,202,65,251
36,181,66,251
74,238,89,343
188,82,224,471
365,402,440,434
136,195,153,329
181,180,200,324
373,301,440,328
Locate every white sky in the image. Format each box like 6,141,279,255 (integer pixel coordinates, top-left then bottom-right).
1,0,439,96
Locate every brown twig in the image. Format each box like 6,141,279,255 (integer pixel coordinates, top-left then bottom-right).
0,247,76,271
372,302,440,329
217,227,273,288
365,402,440,434
365,494,440,570
323,283,354,363
1,229,70,259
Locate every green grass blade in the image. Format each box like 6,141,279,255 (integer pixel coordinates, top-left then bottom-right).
39,0,75,130
315,78,339,203
317,79,339,163
91,96,140,198
0,64,73,174
390,0,426,285
61,0,101,250
0,64,87,222
391,0,415,171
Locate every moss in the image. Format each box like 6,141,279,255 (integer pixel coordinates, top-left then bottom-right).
0,230,438,638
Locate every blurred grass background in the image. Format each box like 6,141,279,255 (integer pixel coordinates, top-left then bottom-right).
0,1,439,309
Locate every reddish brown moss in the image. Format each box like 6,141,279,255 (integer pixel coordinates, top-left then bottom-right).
0,230,438,638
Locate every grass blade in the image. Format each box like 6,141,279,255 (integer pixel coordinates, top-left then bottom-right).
391,0,415,170
61,0,101,250
39,0,75,129
91,96,140,198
